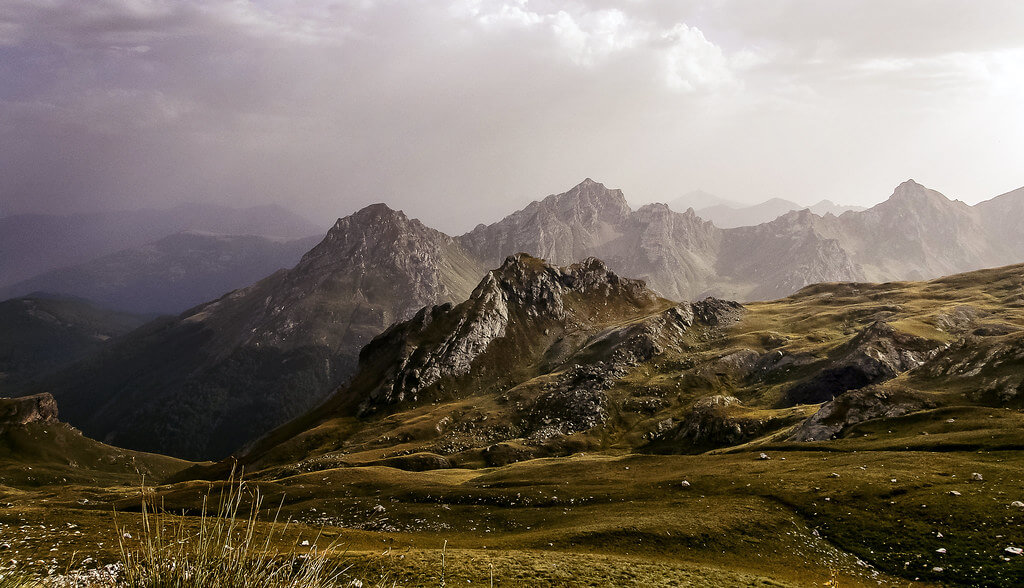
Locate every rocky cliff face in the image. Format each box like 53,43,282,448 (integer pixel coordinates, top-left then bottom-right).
460,180,722,301
815,180,999,282
348,253,661,416
715,209,863,300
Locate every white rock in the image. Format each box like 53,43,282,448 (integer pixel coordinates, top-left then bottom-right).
949,490,961,496
680,480,691,488
971,472,983,481
936,548,946,554
1005,546,1023,556
1010,501,1024,508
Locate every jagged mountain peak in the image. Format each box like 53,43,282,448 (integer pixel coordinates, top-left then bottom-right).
543,178,631,217
330,202,413,232
474,253,656,318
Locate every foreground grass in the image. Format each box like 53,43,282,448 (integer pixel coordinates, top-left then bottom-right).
111,473,357,588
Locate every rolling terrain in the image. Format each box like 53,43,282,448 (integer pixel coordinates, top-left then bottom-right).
3,260,1024,585
32,178,1024,463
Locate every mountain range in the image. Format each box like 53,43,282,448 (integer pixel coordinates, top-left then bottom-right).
0,232,321,314
31,177,1024,459
680,197,865,228
0,203,324,290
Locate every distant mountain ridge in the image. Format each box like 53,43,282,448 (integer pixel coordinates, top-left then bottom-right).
1,232,320,314
667,194,865,228
0,203,324,289
39,177,1024,460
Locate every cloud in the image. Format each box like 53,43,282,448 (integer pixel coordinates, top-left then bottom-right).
0,0,1022,231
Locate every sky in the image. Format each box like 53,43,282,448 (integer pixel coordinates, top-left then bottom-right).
1,0,1023,233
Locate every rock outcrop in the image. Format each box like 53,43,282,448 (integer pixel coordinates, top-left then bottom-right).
789,386,938,441
0,393,59,433
353,254,661,416
782,322,942,406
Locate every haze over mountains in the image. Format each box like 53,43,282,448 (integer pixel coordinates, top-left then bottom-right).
682,197,865,228
0,203,324,290
28,177,1024,460
1,232,321,314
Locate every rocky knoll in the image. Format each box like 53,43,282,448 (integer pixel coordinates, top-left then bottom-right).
782,321,943,406
788,385,939,441
0,393,58,433
347,253,661,416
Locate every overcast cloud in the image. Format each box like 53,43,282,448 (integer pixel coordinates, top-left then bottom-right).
2,0,1023,232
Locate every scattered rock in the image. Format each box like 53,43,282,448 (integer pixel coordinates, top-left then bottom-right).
949,490,962,496
1010,501,1024,508
758,452,771,461
680,480,691,488
971,472,983,482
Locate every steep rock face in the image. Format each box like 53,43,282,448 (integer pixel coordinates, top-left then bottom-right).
605,204,720,302
716,210,864,300
460,180,721,301
350,253,660,416
782,322,942,406
460,179,632,269
0,393,59,432
917,332,1024,405
47,204,486,460
788,386,938,441
819,180,997,282
975,186,1024,265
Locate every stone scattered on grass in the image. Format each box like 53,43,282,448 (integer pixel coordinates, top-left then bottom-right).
971,472,984,481
1010,500,1024,508
680,480,691,488
949,490,962,496
1005,547,1023,556
758,453,770,460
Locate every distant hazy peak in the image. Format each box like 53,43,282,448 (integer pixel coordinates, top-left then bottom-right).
884,179,954,206
334,202,408,227
541,178,631,216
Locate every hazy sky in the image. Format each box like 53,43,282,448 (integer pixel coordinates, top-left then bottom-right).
2,0,1023,233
